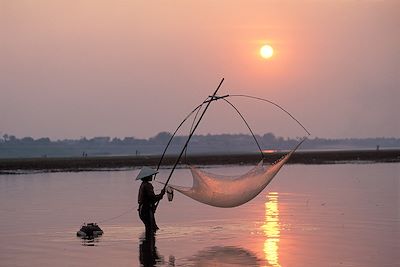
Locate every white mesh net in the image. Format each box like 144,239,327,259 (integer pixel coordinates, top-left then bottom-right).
168,143,300,208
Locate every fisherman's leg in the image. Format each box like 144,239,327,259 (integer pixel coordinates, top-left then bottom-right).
151,211,159,231
144,222,152,234
149,210,157,232
139,207,152,233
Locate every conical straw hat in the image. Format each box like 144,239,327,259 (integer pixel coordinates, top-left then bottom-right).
136,166,158,180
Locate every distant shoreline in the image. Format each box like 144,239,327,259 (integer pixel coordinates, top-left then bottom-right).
0,149,399,174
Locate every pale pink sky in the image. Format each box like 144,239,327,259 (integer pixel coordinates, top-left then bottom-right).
1,1,399,139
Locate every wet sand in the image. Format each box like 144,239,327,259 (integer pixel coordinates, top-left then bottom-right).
0,149,399,174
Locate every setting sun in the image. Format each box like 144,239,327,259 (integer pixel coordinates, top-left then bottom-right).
260,44,274,59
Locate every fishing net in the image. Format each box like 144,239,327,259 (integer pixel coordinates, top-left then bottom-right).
154,92,309,208
167,142,300,208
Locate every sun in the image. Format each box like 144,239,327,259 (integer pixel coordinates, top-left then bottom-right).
260,44,274,59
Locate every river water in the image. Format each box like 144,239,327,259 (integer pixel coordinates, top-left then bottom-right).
0,163,399,267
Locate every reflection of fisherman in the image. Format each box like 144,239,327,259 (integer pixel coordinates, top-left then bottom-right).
139,233,175,267
139,233,161,267
137,167,165,233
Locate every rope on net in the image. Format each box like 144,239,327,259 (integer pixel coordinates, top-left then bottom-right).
228,94,311,136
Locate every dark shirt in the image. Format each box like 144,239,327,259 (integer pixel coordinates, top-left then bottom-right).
138,181,163,209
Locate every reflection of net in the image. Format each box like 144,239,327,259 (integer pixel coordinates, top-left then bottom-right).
168,147,297,208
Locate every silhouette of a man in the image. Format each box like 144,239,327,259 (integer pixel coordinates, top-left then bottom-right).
136,167,165,233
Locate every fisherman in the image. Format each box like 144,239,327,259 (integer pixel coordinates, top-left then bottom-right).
136,167,165,233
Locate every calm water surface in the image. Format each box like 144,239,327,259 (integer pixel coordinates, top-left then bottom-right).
0,163,399,267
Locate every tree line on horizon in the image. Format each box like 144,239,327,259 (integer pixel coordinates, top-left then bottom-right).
1,132,399,158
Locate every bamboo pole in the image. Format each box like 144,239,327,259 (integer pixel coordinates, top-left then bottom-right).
154,78,224,210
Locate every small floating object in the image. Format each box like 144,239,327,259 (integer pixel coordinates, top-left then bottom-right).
76,223,103,238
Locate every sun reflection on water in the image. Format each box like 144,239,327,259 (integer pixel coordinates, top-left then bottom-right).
261,192,281,267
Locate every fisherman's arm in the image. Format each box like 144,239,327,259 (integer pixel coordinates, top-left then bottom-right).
155,189,165,201
145,184,165,202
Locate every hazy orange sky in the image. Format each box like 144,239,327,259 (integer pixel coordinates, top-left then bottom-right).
1,1,399,139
